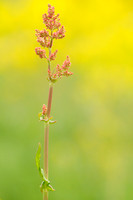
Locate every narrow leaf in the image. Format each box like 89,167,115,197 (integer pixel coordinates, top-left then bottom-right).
35,143,55,192
47,184,55,191
49,120,56,124
35,143,43,178
36,143,41,171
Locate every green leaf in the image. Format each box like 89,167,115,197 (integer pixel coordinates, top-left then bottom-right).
35,143,44,179
47,184,55,191
40,181,55,193
36,143,55,192
40,181,47,193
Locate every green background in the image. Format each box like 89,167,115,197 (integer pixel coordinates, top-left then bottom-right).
0,0,133,200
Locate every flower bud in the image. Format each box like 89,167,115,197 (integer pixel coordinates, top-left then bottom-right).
42,104,47,115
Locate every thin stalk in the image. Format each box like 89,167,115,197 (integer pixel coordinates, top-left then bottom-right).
44,124,49,179
44,86,53,200
43,39,53,200
43,190,48,200
43,88,53,200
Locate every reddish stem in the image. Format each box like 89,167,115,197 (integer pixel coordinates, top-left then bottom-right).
44,85,53,200
43,34,53,200
47,86,53,118
44,124,49,179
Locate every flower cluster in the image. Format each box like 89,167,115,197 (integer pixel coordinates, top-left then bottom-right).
35,4,73,83
35,4,66,59
48,56,73,82
35,47,46,59
42,4,62,31
35,29,49,38
36,35,51,48
52,26,65,39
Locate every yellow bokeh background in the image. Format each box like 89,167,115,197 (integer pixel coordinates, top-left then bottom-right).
0,0,133,200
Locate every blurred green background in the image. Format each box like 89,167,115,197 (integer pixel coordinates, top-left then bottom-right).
0,0,133,200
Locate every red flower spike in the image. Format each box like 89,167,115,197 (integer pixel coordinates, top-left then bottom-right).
42,5,61,31
35,4,73,82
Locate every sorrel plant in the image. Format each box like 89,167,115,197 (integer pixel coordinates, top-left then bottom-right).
35,4,73,200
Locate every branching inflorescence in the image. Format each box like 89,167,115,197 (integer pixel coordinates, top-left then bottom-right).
35,4,73,82
35,4,73,200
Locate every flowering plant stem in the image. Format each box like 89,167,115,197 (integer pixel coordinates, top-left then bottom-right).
35,4,73,200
